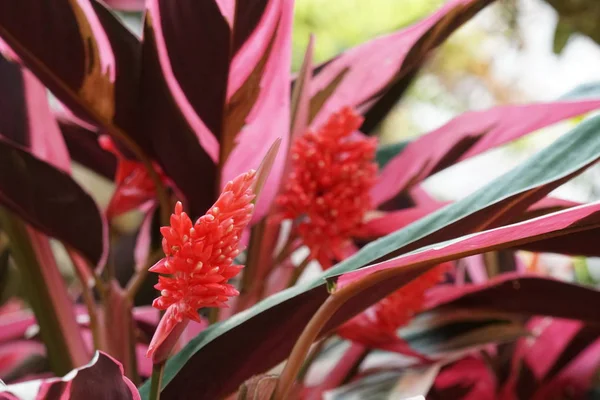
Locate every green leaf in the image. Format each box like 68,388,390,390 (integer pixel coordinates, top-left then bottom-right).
140,114,600,400
560,81,600,101
375,140,410,168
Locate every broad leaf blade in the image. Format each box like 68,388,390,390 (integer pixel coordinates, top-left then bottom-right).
57,112,116,179
425,274,600,323
0,137,106,264
145,0,228,160
0,352,140,399
222,0,293,222
373,95,600,206
308,0,494,130
140,8,218,216
0,54,70,172
141,115,600,399
0,0,139,136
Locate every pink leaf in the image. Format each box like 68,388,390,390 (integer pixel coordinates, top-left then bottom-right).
433,356,496,400
290,34,314,145
0,55,70,173
309,0,493,129
103,0,145,11
222,0,293,222
134,205,156,271
0,352,140,399
337,202,600,289
373,100,600,206
499,318,600,399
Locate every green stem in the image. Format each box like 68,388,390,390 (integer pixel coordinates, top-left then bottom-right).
149,361,165,400
126,248,164,301
0,206,88,375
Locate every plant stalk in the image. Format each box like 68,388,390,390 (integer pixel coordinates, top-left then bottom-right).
126,248,164,301
149,361,165,400
273,267,402,399
0,207,89,375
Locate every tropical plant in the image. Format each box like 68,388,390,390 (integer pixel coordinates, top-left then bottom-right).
1,0,600,399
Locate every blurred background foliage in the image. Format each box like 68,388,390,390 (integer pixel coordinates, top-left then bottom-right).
291,0,443,68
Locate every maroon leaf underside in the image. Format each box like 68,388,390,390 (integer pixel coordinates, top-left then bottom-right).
57,116,117,179
90,0,142,140
162,204,600,399
0,137,105,264
156,0,230,138
0,1,220,217
0,54,28,146
232,0,270,55
426,273,600,323
139,13,217,217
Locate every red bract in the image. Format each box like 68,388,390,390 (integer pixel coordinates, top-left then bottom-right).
276,107,378,268
338,264,449,353
147,170,257,360
99,135,169,218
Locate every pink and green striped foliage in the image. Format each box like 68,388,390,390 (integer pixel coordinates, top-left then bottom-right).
0,0,600,399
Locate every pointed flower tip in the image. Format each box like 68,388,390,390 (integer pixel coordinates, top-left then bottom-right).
148,258,170,274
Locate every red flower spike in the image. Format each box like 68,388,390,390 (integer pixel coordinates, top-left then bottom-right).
147,170,257,361
276,107,378,268
338,264,450,353
99,135,169,218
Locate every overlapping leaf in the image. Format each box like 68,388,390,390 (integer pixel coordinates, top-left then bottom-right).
141,0,292,218
0,0,139,135
307,0,494,131
0,54,69,172
0,138,105,264
140,114,600,399
0,52,106,265
0,352,140,399
373,92,600,206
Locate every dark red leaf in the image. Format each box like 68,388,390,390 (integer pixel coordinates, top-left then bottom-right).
425,274,600,323
0,137,106,264
0,0,138,135
0,54,70,172
90,0,142,140
139,10,218,217
0,352,140,399
232,0,269,54
148,0,230,143
158,202,600,399
57,113,116,179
